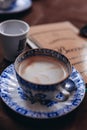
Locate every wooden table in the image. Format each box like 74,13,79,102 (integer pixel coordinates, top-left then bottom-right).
0,0,87,130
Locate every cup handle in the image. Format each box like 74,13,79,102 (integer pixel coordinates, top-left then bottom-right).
56,79,77,102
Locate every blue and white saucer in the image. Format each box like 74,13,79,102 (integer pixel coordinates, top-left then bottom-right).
0,0,32,14
0,64,86,119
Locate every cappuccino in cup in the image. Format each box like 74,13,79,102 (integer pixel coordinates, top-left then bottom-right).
18,55,68,84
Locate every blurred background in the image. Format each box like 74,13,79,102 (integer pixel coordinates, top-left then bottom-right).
0,0,87,29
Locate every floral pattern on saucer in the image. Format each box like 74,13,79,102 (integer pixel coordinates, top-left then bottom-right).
0,64,86,119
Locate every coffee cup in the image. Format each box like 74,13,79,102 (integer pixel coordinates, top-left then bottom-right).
14,48,76,106
0,19,30,62
0,0,16,10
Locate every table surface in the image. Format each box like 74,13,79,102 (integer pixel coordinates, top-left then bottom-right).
0,0,87,130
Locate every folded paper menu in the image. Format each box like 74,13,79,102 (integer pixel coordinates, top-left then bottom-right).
28,21,87,84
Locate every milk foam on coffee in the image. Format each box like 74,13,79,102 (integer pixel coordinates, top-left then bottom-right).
18,56,68,84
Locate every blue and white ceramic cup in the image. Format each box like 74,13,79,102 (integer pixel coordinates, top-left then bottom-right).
14,48,76,106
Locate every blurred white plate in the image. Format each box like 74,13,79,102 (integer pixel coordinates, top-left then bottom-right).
0,0,32,14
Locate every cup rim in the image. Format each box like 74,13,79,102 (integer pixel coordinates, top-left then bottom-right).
14,48,72,86
0,19,30,37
